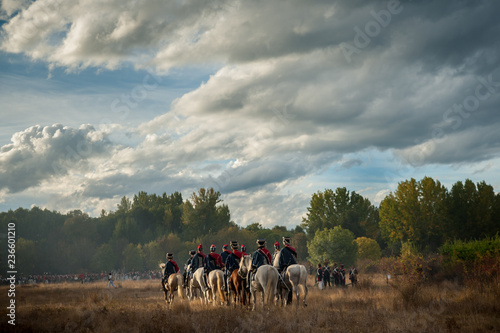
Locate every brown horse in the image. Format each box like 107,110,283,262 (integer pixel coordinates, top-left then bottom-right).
160,264,186,304
229,268,247,306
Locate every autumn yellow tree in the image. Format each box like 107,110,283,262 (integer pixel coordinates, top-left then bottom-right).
379,177,447,252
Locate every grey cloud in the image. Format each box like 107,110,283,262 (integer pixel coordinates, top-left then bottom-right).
0,124,111,193
341,159,363,169
394,125,500,166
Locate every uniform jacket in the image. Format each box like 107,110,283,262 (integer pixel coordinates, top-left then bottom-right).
190,252,207,272
207,252,223,270
251,248,271,269
164,260,179,277
220,250,232,266
278,245,297,271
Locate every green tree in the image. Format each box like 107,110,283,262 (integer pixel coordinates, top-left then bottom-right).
446,180,499,241
355,237,381,261
143,241,163,271
183,188,231,240
301,188,379,239
122,243,145,271
307,226,357,267
91,243,119,272
293,232,309,262
17,238,37,275
379,177,447,252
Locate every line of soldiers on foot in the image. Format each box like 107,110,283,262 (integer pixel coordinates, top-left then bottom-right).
160,236,299,298
316,263,358,289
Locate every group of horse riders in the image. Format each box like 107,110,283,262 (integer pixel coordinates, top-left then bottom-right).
316,262,358,288
161,236,298,294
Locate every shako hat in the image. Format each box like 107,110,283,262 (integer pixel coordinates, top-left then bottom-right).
166,253,173,259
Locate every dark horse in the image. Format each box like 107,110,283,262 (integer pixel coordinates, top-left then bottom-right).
229,268,247,306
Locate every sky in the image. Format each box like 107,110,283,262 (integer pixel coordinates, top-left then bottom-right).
1,0,499,229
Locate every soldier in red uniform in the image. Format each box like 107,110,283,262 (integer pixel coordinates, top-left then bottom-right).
207,244,223,271
241,244,248,256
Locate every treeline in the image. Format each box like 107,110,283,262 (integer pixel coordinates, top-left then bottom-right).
0,188,306,275
302,177,499,252
1,177,498,276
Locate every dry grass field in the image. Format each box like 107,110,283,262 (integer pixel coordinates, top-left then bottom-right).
1,274,499,332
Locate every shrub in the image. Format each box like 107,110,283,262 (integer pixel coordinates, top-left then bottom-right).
440,234,500,284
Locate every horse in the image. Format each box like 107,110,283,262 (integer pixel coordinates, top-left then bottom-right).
239,255,279,311
281,264,308,307
159,264,186,304
272,251,307,307
229,268,247,306
189,267,209,303
207,269,226,306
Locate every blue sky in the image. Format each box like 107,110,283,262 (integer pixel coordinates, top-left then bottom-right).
1,0,499,228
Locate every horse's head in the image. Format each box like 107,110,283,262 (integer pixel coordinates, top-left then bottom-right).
239,255,252,274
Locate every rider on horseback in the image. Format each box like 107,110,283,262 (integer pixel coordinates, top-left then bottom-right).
220,244,232,269
249,239,272,281
241,244,248,256
162,253,179,289
183,249,196,287
225,241,242,272
207,244,223,271
191,244,207,272
225,241,243,288
278,236,298,275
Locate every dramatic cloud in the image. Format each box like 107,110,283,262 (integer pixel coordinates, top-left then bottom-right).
0,124,111,193
1,0,499,226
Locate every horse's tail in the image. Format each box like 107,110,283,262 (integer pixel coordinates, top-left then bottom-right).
265,267,278,306
176,274,186,300
217,271,226,303
300,265,308,295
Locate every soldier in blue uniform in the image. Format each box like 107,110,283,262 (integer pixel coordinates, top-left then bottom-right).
183,249,196,287
278,236,298,274
249,239,272,281
220,244,232,270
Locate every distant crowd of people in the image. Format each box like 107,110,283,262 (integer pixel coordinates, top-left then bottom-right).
316,262,358,289
0,270,162,285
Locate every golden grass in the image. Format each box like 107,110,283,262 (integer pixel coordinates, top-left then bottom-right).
1,274,499,332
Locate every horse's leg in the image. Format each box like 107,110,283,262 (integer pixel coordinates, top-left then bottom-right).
251,285,257,311
303,283,308,307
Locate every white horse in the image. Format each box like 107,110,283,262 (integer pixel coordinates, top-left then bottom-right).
189,267,209,303
272,251,308,307
283,264,308,307
207,269,227,306
239,255,279,311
